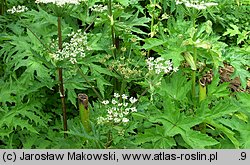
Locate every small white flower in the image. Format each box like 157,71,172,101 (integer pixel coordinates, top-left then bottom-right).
112,99,117,105
7,5,28,14
35,0,82,6
155,69,161,74
102,100,109,105
205,2,218,7
155,57,164,63
114,93,120,98
123,110,129,115
112,107,117,111
114,118,121,123
123,102,128,107
107,109,113,114
122,94,128,99
175,0,218,10
173,67,179,72
130,107,137,112
122,118,129,123
97,117,105,124
164,69,170,74
118,103,123,107
129,97,137,104
69,58,77,64
165,60,172,66
107,115,113,121
113,112,118,117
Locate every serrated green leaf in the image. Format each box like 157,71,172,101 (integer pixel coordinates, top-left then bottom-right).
90,63,117,77
0,129,13,138
116,0,129,6
158,72,191,101
13,118,39,134
230,59,250,89
237,30,249,44
236,92,250,113
206,119,240,149
219,117,250,148
65,80,87,107
159,49,184,67
21,111,46,127
199,99,239,119
207,73,230,98
181,130,219,148
143,38,166,50
126,11,150,27
94,71,112,97
223,24,240,37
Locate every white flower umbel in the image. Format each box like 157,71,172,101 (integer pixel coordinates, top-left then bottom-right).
175,0,218,10
7,5,28,14
35,0,82,6
97,93,138,125
90,4,108,13
50,30,88,64
146,57,177,75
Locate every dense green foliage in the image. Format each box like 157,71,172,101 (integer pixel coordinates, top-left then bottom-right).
0,0,250,149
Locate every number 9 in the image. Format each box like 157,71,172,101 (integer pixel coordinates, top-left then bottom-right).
241,152,246,160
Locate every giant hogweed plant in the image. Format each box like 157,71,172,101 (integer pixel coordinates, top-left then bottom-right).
0,0,150,147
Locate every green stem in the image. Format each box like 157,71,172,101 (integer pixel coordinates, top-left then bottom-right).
57,16,67,137
191,46,197,105
0,0,7,15
119,79,127,100
78,94,90,132
105,129,113,148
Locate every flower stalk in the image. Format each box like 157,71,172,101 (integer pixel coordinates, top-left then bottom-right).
0,0,7,15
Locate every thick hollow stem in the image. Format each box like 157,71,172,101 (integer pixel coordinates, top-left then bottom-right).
57,16,67,137
78,94,90,132
192,47,197,105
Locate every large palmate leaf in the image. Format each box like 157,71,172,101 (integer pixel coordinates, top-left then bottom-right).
196,99,239,119
236,92,250,113
181,130,219,149
157,71,191,101
219,117,250,149
134,126,176,149
225,48,250,89
207,73,230,98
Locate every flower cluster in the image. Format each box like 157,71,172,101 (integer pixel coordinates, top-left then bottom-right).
146,57,178,75
176,0,218,10
50,30,88,64
7,5,28,14
35,0,82,6
90,4,108,13
97,93,138,125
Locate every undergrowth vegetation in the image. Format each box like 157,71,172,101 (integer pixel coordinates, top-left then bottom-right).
0,0,250,149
